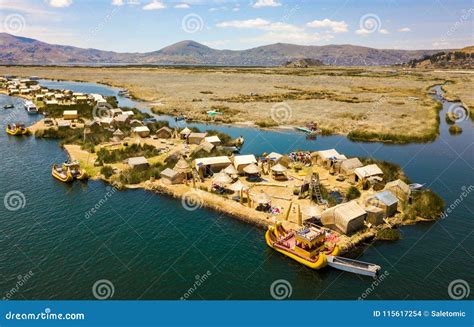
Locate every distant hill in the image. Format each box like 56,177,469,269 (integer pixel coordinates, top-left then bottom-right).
407,46,474,69
284,58,324,68
0,33,451,66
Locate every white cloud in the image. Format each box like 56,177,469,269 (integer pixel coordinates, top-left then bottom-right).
217,18,302,33
174,3,190,9
143,0,165,10
398,27,410,32
355,28,389,35
46,0,73,8
252,0,281,8
306,19,348,33
111,0,124,5
379,28,389,34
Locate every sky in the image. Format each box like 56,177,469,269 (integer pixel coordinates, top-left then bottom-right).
0,0,472,52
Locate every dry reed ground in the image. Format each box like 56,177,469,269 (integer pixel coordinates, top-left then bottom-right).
1,66,472,139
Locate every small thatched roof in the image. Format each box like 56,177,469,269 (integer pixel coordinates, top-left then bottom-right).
243,163,260,175
113,129,124,136
180,127,191,135
252,191,271,204
223,164,238,175
212,172,232,185
271,163,287,173
229,180,249,192
174,158,191,173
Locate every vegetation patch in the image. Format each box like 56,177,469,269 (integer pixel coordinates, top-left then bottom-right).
376,228,401,241
96,143,160,164
448,124,463,135
402,190,445,221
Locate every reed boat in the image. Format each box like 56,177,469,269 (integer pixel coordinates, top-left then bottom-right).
6,124,29,136
265,222,340,270
64,161,88,180
3,104,14,109
52,164,74,183
326,255,381,278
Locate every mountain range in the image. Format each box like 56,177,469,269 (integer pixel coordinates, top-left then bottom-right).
0,33,450,66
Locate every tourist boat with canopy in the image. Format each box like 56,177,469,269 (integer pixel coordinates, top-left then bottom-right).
6,123,29,136
265,222,340,270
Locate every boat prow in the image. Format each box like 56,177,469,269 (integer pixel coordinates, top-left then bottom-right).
6,124,30,136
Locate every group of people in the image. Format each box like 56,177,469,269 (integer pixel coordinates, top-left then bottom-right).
289,151,311,165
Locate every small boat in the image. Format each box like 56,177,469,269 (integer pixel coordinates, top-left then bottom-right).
24,100,38,114
175,115,187,121
266,222,340,270
118,89,129,96
6,123,29,136
326,255,381,278
52,164,74,183
409,183,425,191
3,104,14,109
64,161,88,180
295,126,320,136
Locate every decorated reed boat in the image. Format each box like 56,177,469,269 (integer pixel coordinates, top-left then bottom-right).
52,164,74,183
6,123,29,136
265,222,340,270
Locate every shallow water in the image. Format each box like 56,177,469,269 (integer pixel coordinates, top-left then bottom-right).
0,81,472,300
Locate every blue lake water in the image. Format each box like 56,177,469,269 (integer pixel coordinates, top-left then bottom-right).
0,80,472,300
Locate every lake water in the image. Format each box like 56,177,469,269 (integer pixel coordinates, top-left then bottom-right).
0,80,472,300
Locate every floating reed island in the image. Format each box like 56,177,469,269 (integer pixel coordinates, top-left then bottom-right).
1,75,444,259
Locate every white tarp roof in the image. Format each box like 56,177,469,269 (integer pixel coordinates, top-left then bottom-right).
133,126,150,133
354,164,383,179
204,135,221,144
317,149,340,160
195,156,231,170
233,154,257,168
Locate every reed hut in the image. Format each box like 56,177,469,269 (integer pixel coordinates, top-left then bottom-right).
233,154,257,174
367,190,398,217
353,164,383,183
270,163,288,180
365,206,384,226
113,129,125,140
195,156,231,178
132,126,150,138
384,179,411,201
321,201,366,234
63,110,78,120
188,132,207,145
212,172,232,186
174,158,192,180
243,163,260,179
340,158,363,175
127,156,149,169
156,126,173,139
179,127,191,139
160,168,183,185
204,135,221,146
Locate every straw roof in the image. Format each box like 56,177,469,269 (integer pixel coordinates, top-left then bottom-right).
223,164,238,175
354,164,383,179
212,172,232,185
270,163,287,173
113,129,124,136
252,191,271,204
243,163,260,174
180,127,191,135
302,206,321,218
174,158,191,173
229,180,249,192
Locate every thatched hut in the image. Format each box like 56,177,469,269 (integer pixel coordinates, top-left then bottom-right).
321,201,366,234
